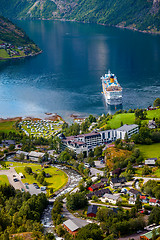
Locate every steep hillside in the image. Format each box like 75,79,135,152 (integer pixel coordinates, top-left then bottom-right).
0,16,41,59
0,0,160,33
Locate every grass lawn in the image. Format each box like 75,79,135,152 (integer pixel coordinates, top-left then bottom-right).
0,49,9,58
137,143,160,158
6,162,68,193
0,121,19,133
107,113,135,129
103,109,160,129
0,175,9,185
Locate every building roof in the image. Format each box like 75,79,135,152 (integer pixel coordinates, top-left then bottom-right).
87,205,98,215
29,151,45,158
140,229,159,240
111,177,126,184
116,124,138,132
101,178,108,183
145,159,156,165
63,219,80,232
77,132,101,138
149,198,158,203
111,168,121,176
2,140,15,145
102,193,120,201
63,219,88,232
128,188,141,195
87,188,111,199
140,195,148,200
16,150,29,156
147,158,157,160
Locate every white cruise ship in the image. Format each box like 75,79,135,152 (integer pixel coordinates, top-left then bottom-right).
101,70,122,105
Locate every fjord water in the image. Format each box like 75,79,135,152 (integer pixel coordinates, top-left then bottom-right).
0,21,160,118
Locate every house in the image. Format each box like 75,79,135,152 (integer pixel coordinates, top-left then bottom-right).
116,124,139,139
140,195,149,203
128,189,141,199
88,182,104,192
149,198,160,206
145,158,157,166
110,168,121,177
148,120,157,129
87,205,98,217
63,219,88,236
100,193,121,204
16,150,29,160
2,140,15,147
110,177,126,189
28,151,45,161
140,229,159,240
86,188,111,199
128,198,136,205
100,178,108,183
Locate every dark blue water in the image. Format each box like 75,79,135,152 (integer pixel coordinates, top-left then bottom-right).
0,20,160,119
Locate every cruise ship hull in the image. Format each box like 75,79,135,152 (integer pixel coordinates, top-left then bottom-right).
101,71,122,106
103,89,122,105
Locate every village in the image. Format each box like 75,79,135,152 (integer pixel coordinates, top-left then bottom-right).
0,106,160,240
0,41,35,58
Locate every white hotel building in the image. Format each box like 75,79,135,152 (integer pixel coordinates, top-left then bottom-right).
61,124,139,155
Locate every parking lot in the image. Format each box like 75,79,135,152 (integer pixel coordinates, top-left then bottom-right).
0,167,46,195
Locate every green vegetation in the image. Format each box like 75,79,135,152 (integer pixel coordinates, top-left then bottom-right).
108,113,135,129
0,0,159,33
76,223,103,240
0,184,52,240
0,175,9,185
66,192,88,210
154,98,160,107
0,15,41,59
0,121,19,133
137,143,160,158
99,109,160,130
1,161,68,194
142,180,160,199
12,162,68,193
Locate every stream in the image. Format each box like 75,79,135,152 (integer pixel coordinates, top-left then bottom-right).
41,165,82,239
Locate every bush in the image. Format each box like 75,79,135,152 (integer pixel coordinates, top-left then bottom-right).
24,166,32,174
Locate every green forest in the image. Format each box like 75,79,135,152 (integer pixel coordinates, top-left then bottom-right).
0,0,160,33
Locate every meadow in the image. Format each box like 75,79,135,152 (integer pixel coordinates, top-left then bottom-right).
1,161,68,194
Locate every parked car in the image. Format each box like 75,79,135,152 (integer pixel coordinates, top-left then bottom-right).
13,178,18,182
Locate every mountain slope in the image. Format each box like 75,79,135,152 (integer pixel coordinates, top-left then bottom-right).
0,15,41,59
0,0,160,33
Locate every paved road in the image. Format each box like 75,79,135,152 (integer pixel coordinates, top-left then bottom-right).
0,167,24,190
89,200,131,210
90,167,104,177
0,167,44,195
94,161,105,169
134,176,160,184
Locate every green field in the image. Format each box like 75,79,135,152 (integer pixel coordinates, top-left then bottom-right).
137,143,160,158
0,175,9,185
0,49,9,58
106,109,160,129
0,121,19,133
8,162,68,193
108,113,135,129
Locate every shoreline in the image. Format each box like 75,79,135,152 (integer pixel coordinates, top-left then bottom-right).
27,17,160,36
0,49,42,61
0,113,64,123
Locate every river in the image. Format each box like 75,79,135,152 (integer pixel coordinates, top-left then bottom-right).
0,20,160,119
41,165,82,239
